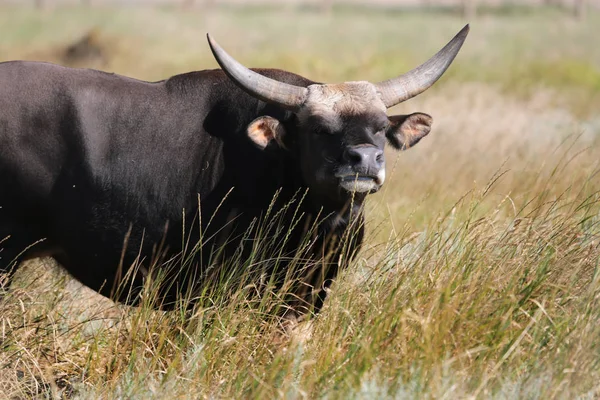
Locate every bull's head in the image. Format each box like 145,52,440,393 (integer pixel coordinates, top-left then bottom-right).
207,26,469,204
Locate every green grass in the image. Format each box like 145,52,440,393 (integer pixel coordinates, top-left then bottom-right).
1,5,599,94
1,5,600,399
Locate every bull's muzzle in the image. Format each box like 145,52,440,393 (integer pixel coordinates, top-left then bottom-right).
338,146,385,193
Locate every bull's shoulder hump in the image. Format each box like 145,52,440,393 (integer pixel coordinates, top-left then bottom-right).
250,68,315,88
163,68,314,90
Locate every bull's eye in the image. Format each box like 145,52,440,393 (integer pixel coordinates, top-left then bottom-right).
313,127,332,136
376,124,389,134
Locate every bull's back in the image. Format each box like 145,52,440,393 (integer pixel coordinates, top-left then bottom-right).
0,61,181,205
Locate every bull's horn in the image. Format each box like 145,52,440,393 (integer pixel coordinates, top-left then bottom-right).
375,24,470,108
207,34,308,111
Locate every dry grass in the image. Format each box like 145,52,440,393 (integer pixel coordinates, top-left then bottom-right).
1,5,600,399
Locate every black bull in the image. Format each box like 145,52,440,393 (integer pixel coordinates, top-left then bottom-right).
0,26,468,317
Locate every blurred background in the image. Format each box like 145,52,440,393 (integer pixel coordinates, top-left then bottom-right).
2,0,600,17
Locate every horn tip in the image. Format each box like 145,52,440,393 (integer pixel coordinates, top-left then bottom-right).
207,33,222,52
451,24,470,43
206,33,221,60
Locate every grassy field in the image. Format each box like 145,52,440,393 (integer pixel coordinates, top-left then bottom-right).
1,5,600,399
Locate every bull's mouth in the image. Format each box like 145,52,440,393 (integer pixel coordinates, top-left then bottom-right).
338,175,382,193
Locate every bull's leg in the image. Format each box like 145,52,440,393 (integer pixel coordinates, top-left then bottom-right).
280,260,339,326
0,223,51,292
0,234,24,291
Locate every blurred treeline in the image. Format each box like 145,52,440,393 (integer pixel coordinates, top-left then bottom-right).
5,0,598,20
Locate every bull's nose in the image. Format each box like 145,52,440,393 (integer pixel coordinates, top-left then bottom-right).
342,146,384,169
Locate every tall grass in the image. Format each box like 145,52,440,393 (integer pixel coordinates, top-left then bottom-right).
2,141,598,398
0,5,599,399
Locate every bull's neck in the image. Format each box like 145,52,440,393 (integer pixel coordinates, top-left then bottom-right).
305,189,366,230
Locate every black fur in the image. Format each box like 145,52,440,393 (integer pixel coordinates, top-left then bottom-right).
0,62,379,316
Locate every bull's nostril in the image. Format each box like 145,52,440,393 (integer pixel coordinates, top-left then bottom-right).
344,147,384,166
343,149,362,164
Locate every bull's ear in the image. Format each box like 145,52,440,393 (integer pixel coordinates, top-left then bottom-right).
247,116,287,150
386,112,433,150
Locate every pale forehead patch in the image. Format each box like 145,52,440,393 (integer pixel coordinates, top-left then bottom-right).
298,81,386,122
